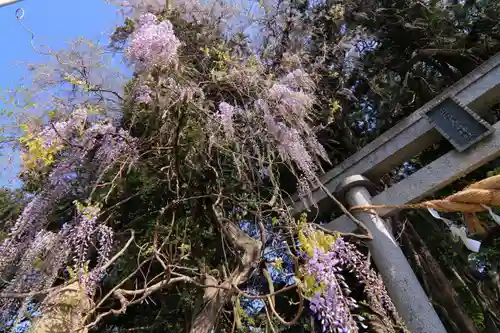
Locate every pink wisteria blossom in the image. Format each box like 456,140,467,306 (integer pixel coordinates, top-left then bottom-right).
217,102,236,138
0,106,136,314
136,84,153,104
126,13,181,70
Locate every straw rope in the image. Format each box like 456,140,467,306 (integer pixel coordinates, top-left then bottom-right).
350,174,500,213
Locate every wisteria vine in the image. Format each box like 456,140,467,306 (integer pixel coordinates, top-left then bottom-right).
0,2,409,332
0,107,137,322
300,229,406,332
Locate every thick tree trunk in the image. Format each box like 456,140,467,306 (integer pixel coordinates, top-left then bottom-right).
190,274,226,333
189,205,261,333
405,221,479,333
30,282,94,333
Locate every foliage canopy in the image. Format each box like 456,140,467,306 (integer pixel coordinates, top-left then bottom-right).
1,0,500,332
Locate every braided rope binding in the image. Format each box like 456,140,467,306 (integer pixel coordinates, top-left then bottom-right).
351,174,500,213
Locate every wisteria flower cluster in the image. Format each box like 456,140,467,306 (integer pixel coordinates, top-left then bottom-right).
2,230,56,295
0,179,72,277
136,84,154,104
19,107,87,171
305,245,359,332
126,12,181,70
217,102,236,138
62,201,114,295
211,68,328,205
333,238,402,326
262,70,328,182
1,107,136,318
121,0,235,27
122,4,326,207
302,236,404,332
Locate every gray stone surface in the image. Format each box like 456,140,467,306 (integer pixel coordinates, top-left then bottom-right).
0,0,24,8
344,185,447,333
291,52,500,215
424,97,494,151
326,119,500,233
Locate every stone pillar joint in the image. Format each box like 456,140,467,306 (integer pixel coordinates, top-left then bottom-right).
335,175,446,333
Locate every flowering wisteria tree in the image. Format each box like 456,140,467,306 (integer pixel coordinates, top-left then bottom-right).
0,1,409,332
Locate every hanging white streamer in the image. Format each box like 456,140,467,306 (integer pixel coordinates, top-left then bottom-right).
427,208,481,252
481,204,500,226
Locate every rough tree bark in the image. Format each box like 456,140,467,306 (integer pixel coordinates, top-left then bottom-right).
30,282,94,333
189,204,262,333
405,219,479,333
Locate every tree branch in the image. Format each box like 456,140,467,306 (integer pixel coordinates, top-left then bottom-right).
188,202,262,333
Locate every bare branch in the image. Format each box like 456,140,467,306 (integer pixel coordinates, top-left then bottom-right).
101,229,135,272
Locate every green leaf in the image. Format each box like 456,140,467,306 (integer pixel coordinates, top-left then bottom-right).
47,109,57,119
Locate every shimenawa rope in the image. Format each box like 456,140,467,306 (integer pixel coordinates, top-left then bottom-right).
350,174,500,213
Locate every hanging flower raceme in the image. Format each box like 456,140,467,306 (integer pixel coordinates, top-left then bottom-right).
0,106,136,321
3,230,57,294
217,102,236,138
306,246,359,332
0,179,72,277
208,67,327,205
262,70,326,182
81,123,138,168
126,12,181,70
280,69,315,91
19,107,87,172
136,84,154,104
299,228,405,332
62,201,114,295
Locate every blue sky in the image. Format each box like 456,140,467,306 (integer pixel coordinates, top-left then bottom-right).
0,0,122,187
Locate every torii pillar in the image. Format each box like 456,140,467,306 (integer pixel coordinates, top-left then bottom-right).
335,175,447,333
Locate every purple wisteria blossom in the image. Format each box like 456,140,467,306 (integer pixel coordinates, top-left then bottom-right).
63,202,115,296
73,203,100,265
85,225,114,293
81,122,138,168
20,107,88,171
268,83,313,115
304,237,404,332
1,106,131,315
126,13,181,70
39,107,87,149
208,69,325,207
255,70,325,203
2,231,56,294
136,84,153,104
280,69,314,91
333,238,402,325
297,176,313,209
217,102,235,137
305,245,358,333
263,110,317,179
0,176,72,275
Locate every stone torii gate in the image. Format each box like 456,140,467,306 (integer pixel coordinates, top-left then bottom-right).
0,0,23,8
290,53,500,332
